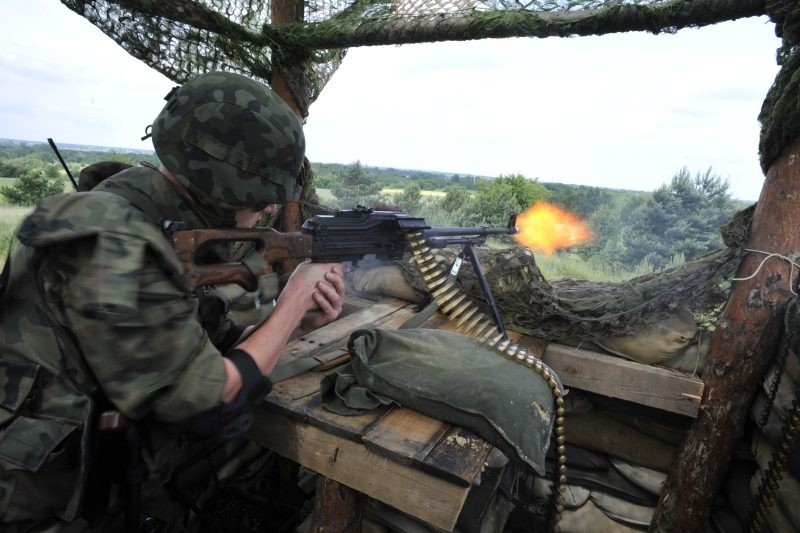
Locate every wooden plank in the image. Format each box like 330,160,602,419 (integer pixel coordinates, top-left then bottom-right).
274,297,417,372
266,302,426,436
250,409,471,531
305,395,390,442
542,343,704,418
309,476,362,533
279,298,410,365
368,304,428,330
341,294,383,314
362,408,450,467
266,367,337,420
422,426,493,487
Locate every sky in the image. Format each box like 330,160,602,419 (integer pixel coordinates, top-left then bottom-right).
0,1,783,201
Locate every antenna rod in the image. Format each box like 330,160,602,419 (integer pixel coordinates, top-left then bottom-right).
47,138,78,191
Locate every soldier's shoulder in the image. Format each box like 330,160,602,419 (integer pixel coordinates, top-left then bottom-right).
17,191,158,248
16,190,190,294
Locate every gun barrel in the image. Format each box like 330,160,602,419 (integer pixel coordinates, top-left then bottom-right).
423,225,518,238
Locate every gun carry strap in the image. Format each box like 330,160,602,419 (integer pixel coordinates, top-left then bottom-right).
404,230,568,530
398,299,438,330
270,349,350,383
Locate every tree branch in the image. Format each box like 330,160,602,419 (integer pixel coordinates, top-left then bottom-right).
263,0,766,51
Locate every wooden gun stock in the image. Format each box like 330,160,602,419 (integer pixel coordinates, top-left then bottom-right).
171,209,516,293
171,228,313,291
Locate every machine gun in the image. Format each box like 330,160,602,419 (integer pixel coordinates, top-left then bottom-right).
170,206,518,335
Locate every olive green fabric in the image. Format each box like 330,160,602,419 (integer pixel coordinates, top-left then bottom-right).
76,161,132,191
0,172,233,525
349,263,426,303
595,307,698,365
322,365,396,414
325,328,555,475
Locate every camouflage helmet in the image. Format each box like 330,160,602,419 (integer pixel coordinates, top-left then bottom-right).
151,71,305,210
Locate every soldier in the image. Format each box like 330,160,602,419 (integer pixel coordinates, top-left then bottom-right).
0,71,344,531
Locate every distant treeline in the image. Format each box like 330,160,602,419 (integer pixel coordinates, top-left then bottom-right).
315,160,750,271
0,142,751,272
0,142,159,181
312,162,483,191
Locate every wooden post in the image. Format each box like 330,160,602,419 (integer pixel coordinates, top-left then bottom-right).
271,0,305,232
650,136,800,530
309,476,362,533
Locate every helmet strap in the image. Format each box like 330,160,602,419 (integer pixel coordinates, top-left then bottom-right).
157,164,235,228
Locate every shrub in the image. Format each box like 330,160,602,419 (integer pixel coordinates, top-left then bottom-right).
331,161,382,208
396,184,422,214
1,171,66,206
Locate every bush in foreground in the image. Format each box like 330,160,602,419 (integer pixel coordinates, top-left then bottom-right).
1,171,66,206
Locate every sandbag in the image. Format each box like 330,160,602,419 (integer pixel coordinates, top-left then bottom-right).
595,307,698,365
350,263,425,303
564,411,676,473
555,497,646,533
328,328,557,475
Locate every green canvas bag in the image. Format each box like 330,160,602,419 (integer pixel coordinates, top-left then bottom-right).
323,328,557,475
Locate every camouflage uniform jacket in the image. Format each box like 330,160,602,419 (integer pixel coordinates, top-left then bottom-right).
0,165,236,524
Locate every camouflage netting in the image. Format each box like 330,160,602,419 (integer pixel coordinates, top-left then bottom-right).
760,1,800,172
403,205,754,341
58,0,784,338
61,0,765,117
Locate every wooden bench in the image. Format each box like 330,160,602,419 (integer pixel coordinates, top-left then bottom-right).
248,295,704,531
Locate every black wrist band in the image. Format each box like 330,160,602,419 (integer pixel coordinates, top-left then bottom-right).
224,348,272,404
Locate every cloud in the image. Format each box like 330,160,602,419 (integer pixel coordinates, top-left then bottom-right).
0,2,780,201
305,17,779,201
0,0,172,149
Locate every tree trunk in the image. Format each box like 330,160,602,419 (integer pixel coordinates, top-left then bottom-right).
271,0,305,233
650,136,800,530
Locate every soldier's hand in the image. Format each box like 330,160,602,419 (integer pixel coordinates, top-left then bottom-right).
279,262,344,316
298,265,345,333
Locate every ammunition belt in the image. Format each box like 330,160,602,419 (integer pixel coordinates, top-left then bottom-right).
405,232,567,529
749,381,800,532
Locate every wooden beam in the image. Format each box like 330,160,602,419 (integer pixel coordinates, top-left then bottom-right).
437,317,703,416
541,343,704,418
271,0,305,233
309,476,362,533
651,136,800,531
270,0,303,117
250,409,471,531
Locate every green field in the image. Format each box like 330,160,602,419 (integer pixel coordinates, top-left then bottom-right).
315,188,336,205
381,188,446,198
0,206,29,265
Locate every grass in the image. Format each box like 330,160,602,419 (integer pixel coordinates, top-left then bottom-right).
315,188,337,205
535,251,659,282
381,188,446,198
0,206,29,267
